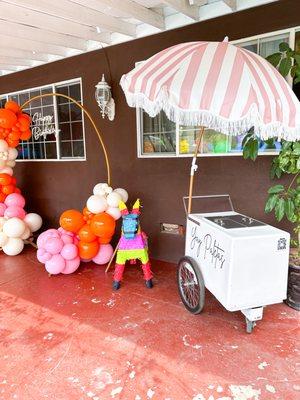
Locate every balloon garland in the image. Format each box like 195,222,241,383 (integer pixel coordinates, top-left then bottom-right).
37,183,128,274
0,101,43,256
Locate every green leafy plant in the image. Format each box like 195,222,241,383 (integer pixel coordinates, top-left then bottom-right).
266,41,300,84
242,42,300,257
265,141,300,256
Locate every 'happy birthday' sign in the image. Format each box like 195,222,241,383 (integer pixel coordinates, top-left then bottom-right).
32,112,60,140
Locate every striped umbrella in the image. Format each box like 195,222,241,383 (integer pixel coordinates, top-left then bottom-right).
120,38,300,212
120,38,300,141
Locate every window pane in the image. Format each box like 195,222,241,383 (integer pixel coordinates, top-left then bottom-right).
239,40,258,54
71,121,83,140
259,33,289,58
142,132,176,154
142,110,175,133
59,123,71,140
69,84,81,101
60,141,72,158
73,140,85,157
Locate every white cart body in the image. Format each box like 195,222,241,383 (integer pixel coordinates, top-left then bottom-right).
185,211,290,314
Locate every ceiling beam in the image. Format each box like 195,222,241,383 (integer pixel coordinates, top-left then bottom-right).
0,57,35,67
163,1,199,20
3,0,136,37
223,0,237,11
0,48,49,62
0,64,19,71
0,3,113,43
0,20,89,51
188,1,208,5
73,0,164,29
0,35,68,57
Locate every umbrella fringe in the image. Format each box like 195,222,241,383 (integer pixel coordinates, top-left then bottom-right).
121,86,300,142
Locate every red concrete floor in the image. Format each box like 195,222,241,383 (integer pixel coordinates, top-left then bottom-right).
0,247,299,400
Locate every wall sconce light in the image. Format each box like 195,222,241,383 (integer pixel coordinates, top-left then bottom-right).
95,74,115,121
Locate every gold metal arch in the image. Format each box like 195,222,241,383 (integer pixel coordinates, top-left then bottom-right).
21,93,111,185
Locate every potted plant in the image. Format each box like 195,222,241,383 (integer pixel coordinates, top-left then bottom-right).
243,42,300,310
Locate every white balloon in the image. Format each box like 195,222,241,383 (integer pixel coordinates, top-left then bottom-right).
106,207,121,220
3,237,24,256
93,183,106,197
8,147,18,160
0,217,6,228
86,195,108,214
3,218,26,238
0,232,8,247
107,192,122,208
0,159,6,169
0,166,13,176
0,140,8,152
21,226,31,240
104,186,113,194
114,188,129,203
24,213,43,233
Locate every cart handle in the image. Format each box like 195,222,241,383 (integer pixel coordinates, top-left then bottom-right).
183,194,234,216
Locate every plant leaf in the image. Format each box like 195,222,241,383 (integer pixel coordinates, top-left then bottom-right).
279,57,292,77
268,184,285,194
285,198,295,221
266,52,281,68
275,198,285,221
265,194,278,213
279,42,290,52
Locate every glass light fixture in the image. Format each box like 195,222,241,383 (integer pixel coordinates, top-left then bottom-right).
95,74,115,121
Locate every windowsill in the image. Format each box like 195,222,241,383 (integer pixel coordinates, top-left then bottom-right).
138,151,279,158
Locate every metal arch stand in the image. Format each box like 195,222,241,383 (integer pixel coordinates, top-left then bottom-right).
187,126,205,214
20,93,111,185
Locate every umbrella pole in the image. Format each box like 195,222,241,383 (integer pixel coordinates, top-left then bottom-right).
187,126,205,214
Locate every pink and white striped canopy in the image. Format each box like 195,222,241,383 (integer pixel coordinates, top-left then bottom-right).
120,39,300,141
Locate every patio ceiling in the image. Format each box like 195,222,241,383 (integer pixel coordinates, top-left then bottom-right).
0,0,278,76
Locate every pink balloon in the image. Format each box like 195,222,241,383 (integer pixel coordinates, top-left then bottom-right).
44,237,64,255
61,244,78,260
5,193,26,208
45,254,66,274
61,256,80,274
4,206,26,219
0,203,7,217
92,244,113,265
37,248,52,263
61,234,73,245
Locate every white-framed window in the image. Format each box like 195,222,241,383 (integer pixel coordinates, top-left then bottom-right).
0,78,86,161
137,26,300,158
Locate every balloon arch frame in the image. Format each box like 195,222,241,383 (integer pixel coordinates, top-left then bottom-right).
21,93,111,185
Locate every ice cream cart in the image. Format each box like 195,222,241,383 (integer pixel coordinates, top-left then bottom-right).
177,195,290,333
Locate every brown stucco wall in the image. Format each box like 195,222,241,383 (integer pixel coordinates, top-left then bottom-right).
0,0,299,262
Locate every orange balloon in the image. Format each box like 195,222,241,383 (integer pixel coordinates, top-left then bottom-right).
2,184,15,195
78,240,99,259
78,224,97,243
82,206,94,218
59,209,85,233
0,193,6,202
18,115,30,131
0,173,12,186
98,235,112,244
8,132,21,141
5,101,20,114
90,212,116,238
11,176,17,185
14,188,21,194
20,130,32,140
0,109,17,129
